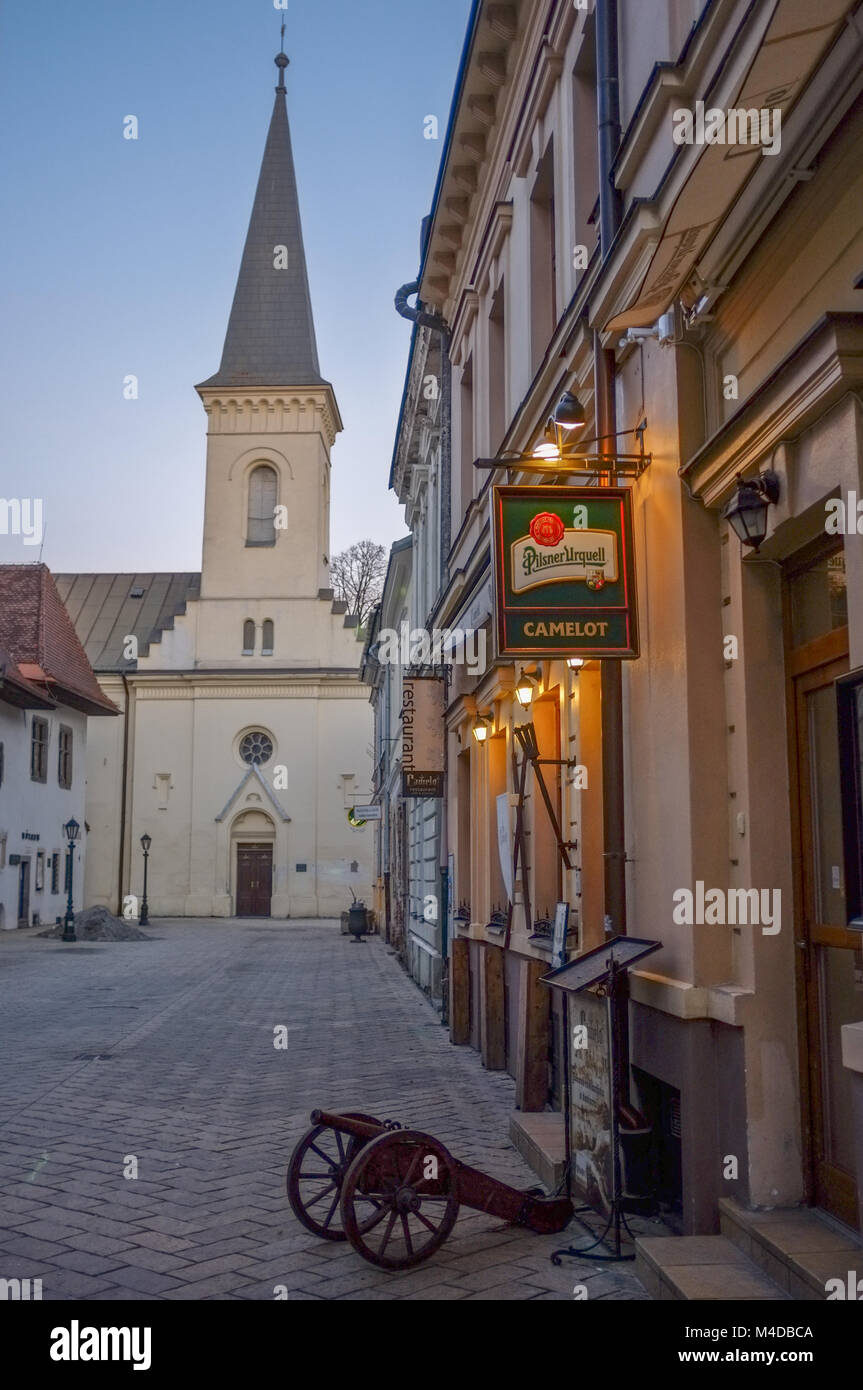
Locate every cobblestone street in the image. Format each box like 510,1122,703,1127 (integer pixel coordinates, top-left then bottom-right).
0,921,649,1301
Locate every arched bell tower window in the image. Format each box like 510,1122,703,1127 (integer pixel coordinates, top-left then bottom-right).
262,619,274,656
247,465,278,547
242,619,256,655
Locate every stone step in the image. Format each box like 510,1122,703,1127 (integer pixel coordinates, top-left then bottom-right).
635,1235,790,1300
508,1110,566,1190
719,1197,863,1301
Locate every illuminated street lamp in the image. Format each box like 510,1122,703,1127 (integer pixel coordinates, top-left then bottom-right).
567,657,585,672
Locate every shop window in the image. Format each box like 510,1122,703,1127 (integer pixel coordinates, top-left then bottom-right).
262,619,274,656
242,619,256,655
58,725,73,789
247,465,278,546
30,717,49,783
788,546,847,648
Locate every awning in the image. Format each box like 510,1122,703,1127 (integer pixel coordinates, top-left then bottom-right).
606,0,856,332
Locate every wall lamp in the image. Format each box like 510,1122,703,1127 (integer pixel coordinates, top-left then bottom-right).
722,469,780,553
472,713,491,743
567,657,585,672
515,668,536,708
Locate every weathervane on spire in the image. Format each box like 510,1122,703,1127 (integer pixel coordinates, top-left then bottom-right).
275,12,289,93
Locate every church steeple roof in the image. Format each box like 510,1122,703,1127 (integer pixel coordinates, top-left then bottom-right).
198,49,325,390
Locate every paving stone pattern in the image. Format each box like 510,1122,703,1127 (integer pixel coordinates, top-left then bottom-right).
0,920,650,1301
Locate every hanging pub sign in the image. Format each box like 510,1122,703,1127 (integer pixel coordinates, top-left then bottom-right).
402,676,445,797
491,485,639,659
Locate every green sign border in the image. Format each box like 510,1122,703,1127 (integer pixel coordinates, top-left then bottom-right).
491,484,640,660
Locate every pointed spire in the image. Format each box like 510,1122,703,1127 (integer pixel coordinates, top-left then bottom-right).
199,49,325,390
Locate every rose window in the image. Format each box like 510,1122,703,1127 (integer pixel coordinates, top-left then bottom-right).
240,731,274,766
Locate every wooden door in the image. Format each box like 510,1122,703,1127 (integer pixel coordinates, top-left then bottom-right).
236,846,273,917
792,645,859,1228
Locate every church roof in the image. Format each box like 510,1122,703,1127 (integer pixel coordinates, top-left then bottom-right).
0,564,119,714
197,53,326,391
54,572,201,673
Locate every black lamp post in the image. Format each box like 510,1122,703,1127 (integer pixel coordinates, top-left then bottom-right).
722,470,780,553
62,817,80,942
140,833,152,927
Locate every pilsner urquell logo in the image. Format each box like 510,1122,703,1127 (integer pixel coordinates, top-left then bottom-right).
510,512,618,594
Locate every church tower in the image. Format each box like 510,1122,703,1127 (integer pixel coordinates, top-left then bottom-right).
61,42,373,923
196,48,341,604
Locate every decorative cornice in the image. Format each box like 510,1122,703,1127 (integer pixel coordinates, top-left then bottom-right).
197,385,343,444
682,313,863,506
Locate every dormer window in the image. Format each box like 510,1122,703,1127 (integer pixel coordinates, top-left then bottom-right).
247,465,278,547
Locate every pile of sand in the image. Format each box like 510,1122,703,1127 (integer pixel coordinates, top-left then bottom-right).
38,906,152,941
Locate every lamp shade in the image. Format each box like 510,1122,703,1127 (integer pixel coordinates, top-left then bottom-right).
722,480,770,551
63,818,80,843
553,391,586,430
140,833,152,854
472,715,490,743
567,657,585,670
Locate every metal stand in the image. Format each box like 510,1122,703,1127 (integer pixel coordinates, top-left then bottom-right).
551,959,636,1264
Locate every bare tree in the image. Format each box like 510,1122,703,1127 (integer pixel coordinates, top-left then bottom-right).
330,539,387,628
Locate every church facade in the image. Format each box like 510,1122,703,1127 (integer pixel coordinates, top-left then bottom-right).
58,51,374,920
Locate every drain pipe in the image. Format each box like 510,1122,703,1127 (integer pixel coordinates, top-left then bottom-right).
595,0,627,938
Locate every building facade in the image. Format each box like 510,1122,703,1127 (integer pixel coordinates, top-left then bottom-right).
0,565,118,930
395,0,863,1239
56,53,374,921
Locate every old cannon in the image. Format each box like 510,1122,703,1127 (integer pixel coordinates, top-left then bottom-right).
286,1109,573,1271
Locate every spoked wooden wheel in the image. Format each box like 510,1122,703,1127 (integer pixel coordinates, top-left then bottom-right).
340,1130,459,1270
286,1112,381,1241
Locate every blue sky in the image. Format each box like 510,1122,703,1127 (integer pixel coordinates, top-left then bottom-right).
0,0,471,572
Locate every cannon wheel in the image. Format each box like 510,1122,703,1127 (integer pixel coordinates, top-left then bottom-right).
286,1112,382,1241
340,1130,459,1271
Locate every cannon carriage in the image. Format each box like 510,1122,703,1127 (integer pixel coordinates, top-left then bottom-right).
286,1109,573,1271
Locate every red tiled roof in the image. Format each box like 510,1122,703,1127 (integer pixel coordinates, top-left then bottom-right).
0,564,118,715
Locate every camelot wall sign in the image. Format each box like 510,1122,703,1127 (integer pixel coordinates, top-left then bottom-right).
491,485,639,659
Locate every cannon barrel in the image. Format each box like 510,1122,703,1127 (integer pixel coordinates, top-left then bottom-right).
309,1109,388,1142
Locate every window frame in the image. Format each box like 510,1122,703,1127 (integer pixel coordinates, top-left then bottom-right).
246,464,279,548
30,717,49,783
58,724,73,790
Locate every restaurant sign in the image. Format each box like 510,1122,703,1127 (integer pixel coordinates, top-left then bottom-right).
402,676,445,797
491,485,639,658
